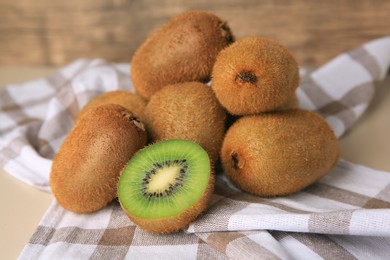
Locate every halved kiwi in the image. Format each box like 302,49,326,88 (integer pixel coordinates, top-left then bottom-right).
118,139,214,234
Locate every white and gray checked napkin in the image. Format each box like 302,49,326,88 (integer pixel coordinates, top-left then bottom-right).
1,36,390,259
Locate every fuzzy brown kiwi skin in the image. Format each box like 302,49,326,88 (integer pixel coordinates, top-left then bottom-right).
76,90,147,122
143,82,226,163
211,37,300,116
131,10,234,100
221,109,339,197
224,93,299,130
120,166,215,234
276,92,299,111
50,104,147,214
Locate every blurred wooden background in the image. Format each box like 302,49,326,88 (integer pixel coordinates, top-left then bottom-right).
0,0,389,67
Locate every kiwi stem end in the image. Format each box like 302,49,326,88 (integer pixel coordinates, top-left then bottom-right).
231,151,244,170
236,71,258,84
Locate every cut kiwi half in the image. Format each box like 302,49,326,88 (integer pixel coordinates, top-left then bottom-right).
118,139,214,234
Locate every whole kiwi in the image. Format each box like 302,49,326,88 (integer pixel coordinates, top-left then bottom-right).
143,82,226,163
50,104,147,213
76,90,147,122
221,109,339,196
131,10,234,100
211,37,300,115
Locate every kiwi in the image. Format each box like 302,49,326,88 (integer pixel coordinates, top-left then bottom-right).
143,82,226,162
211,37,300,115
221,109,339,196
118,139,214,234
77,90,147,122
131,10,234,100
276,92,299,111
50,104,147,213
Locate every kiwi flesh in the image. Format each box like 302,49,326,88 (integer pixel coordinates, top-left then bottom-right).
131,10,234,100
77,90,147,122
50,104,147,213
143,82,226,163
211,37,300,115
221,109,339,196
118,139,214,234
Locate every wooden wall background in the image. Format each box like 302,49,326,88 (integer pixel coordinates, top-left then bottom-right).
0,0,389,67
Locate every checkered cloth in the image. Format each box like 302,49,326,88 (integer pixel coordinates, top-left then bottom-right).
1,36,390,259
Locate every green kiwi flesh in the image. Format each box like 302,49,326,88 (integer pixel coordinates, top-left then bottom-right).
118,139,214,234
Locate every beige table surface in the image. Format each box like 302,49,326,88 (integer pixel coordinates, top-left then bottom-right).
1,67,390,259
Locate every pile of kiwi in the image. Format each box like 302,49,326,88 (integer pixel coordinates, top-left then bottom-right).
50,10,339,234
212,37,339,197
